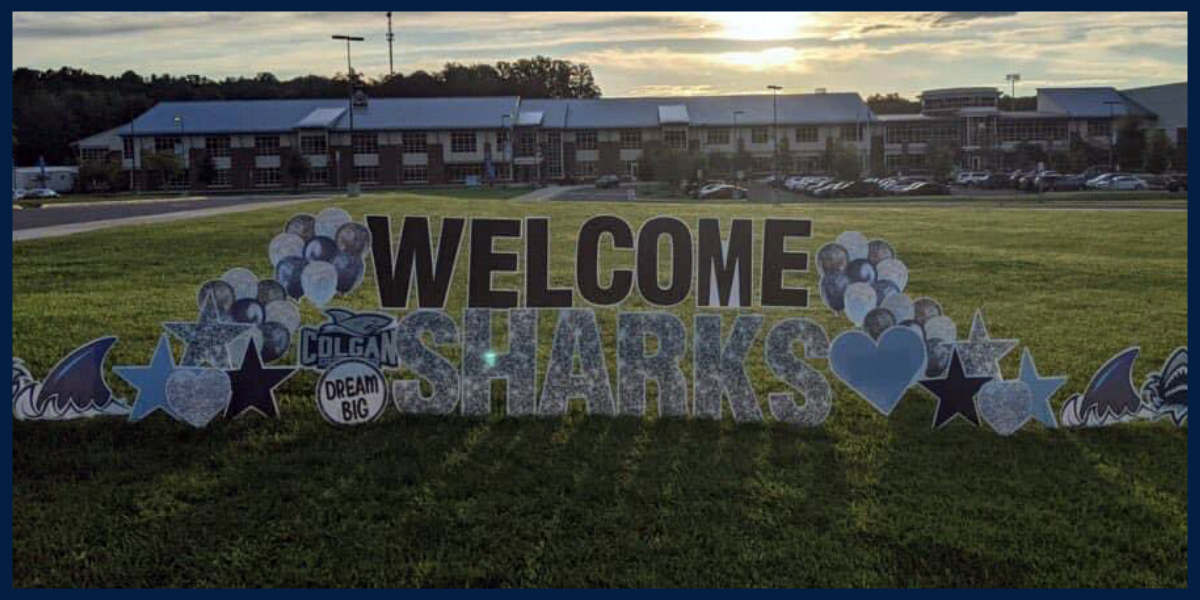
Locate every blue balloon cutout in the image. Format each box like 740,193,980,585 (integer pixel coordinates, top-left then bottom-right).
830,327,928,417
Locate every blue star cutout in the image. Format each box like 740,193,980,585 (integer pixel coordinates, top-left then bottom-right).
113,334,179,423
1017,348,1068,428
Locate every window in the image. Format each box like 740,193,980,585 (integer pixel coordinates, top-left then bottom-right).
300,135,327,155
885,122,961,144
751,127,769,144
255,136,280,155
402,165,428,183
544,132,563,178
795,126,819,143
619,129,642,149
575,130,598,150
352,133,378,154
1087,119,1112,139
123,138,135,160
516,132,537,157
303,167,329,186
574,161,597,178
353,166,378,184
446,163,483,182
997,119,1068,143
840,125,861,141
210,169,231,187
622,160,638,179
451,132,477,153
752,156,772,173
164,168,190,189
706,128,730,145
205,136,231,157
663,129,688,150
80,147,109,161
155,136,181,153
402,132,427,154
254,167,281,187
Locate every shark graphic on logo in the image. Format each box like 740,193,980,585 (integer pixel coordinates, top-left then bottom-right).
299,309,400,370
1140,347,1187,426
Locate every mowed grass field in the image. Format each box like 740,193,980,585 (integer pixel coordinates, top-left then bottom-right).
12,191,1188,587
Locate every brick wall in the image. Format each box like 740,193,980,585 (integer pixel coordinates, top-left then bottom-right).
379,145,401,186
598,141,620,177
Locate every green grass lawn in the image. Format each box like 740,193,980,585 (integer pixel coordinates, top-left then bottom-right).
12,192,1187,587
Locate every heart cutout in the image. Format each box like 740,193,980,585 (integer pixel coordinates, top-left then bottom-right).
830,327,927,416
166,368,232,428
977,380,1033,436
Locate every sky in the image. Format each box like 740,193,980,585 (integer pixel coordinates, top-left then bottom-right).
11,11,1189,98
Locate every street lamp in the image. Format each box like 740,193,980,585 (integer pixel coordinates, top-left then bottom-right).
1006,73,1021,111
173,116,186,190
333,34,364,196
767,85,782,180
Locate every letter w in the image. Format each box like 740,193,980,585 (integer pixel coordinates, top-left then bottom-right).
368,216,465,309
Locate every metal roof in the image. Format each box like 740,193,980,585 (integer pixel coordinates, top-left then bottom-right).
126,97,522,134
657,105,690,124
1036,87,1149,118
1120,82,1186,129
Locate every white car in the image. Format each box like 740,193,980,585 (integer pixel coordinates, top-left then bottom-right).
1106,175,1148,191
12,189,27,201
1086,173,1118,189
23,188,59,199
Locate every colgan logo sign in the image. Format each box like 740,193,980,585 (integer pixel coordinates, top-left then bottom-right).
352,215,837,427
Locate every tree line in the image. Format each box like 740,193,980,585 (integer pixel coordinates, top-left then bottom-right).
12,57,601,166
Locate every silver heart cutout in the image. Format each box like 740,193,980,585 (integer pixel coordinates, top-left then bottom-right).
166,368,232,428
977,380,1033,436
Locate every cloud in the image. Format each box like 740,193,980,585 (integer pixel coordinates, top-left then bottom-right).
10,11,1188,98
925,12,1019,27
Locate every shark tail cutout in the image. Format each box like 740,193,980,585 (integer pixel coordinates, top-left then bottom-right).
1140,347,1188,426
28,337,129,420
12,359,41,420
325,308,356,323
1060,347,1142,427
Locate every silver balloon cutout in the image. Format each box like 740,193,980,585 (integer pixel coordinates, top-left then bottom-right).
301,261,338,307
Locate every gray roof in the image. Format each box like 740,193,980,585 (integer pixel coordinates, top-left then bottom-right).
1121,82,1186,129
127,97,521,135
521,93,873,129
1036,87,1150,118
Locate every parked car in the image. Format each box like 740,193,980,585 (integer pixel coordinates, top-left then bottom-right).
594,175,620,189
24,188,59,199
1106,175,1149,191
1086,172,1122,189
698,184,748,200
12,189,27,201
1167,174,1188,192
1051,174,1087,192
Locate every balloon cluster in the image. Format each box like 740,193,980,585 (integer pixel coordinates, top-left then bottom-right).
818,231,956,378
270,208,372,307
197,269,300,363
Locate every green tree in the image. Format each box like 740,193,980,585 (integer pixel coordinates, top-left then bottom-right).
1114,119,1145,171
706,152,731,177
141,151,182,189
280,148,311,191
827,142,862,180
77,159,125,192
194,152,217,185
926,141,960,181
1144,129,1173,174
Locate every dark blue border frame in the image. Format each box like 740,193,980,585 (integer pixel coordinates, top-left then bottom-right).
5,3,1193,590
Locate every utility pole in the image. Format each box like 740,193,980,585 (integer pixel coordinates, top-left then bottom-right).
386,12,395,77
1104,100,1122,171
733,110,744,181
332,34,364,196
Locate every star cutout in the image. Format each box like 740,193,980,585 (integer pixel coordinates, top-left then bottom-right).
920,349,993,429
1017,348,1068,428
225,339,295,419
164,293,253,369
954,309,1018,379
113,334,180,422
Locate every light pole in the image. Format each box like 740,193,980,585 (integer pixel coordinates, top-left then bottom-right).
129,111,137,194
732,110,744,180
174,115,186,190
1006,73,1021,111
333,34,364,196
767,85,781,180
1104,100,1123,170
501,114,511,181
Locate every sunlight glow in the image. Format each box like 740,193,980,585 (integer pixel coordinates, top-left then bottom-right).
699,12,814,41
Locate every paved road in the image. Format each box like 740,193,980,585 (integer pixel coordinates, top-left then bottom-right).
12,193,331,231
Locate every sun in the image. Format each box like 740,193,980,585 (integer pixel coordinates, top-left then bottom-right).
699,12,814,41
